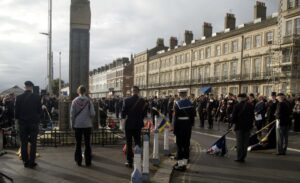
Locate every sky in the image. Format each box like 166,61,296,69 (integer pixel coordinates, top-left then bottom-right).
0,0,279,92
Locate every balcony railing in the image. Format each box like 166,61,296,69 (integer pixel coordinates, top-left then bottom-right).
282,34,300,45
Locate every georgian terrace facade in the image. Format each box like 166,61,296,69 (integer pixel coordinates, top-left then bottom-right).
134,1,300,97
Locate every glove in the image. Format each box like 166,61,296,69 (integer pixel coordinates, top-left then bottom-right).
42,105,47,110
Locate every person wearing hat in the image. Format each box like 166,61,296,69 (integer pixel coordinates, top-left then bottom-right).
292,97,300,132
275,93,292,155
232,93,254,162
226,93,237,128
173,88,196,171
15,81,42,168
266,92,278,125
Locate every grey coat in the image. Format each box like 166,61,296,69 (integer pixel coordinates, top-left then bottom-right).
70,96,95,128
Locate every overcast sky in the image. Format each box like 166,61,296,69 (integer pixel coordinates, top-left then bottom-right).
0,0,278,92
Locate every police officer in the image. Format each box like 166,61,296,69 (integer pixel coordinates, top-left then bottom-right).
197,95,207,128
15,81,42,168
173,89,196,171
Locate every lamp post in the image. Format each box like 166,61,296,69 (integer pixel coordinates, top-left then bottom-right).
40,0,53,95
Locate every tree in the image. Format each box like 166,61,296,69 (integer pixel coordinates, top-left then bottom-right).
51,79,64,97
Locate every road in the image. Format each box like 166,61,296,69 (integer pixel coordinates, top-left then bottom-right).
171,126,300,183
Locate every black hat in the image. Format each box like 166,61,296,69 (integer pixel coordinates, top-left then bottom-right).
277,93,285,96
271,92,276,97
24,81,34,87
237,93,247,98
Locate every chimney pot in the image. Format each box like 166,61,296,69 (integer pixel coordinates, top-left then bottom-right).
224,13,236,30
254,1,266,20
184,30,193,45
169,37,178,49
203,22,213,38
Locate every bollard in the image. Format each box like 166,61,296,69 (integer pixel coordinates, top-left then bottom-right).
131,146,142,183
134,146,142,172
163,126,170,156
142,134,150,182
152,116,160,166
131,168,142,183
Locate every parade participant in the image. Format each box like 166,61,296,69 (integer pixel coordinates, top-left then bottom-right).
275,93,292,155
197,95,207,128
293,97,300,132
70,85,95,166
254,95,266,136
167,97,175,123
150,96,159,125
249,93,257,107
232,93,254,162
121,86,147,168
226,93,236,128
266,92,278,125
206,94,217,129
99,98,108,128
173,89,195,171
15,81,42,168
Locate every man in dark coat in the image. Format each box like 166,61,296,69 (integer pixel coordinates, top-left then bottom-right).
206,94,217,129
266,92,278,125
173,89,196,171
232,93,254,162
275,93,292,155
197,95,207,128
121,86,147,167
15,81,42,168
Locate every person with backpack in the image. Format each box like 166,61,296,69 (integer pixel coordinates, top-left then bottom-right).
70,85,95,166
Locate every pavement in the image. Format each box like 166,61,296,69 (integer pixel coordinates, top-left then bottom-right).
170,121,300,183
1,118,299,183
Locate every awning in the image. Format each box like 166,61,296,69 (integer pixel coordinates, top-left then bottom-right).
199,86,212,94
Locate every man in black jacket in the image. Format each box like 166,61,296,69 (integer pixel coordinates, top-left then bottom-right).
121,86,147,167
275,93,292,155
15,81,42,168
232,93,254,162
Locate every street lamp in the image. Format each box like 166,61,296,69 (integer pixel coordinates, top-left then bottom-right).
39,0,53,95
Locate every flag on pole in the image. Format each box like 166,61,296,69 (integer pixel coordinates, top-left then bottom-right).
157,119,170,133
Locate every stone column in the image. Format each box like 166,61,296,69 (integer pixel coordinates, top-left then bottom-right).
58,100,71,130
69,0,91,99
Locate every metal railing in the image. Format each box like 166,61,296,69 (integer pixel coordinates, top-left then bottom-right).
3,128,150,148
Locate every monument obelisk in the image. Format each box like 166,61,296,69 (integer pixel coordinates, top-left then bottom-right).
69,0,91,99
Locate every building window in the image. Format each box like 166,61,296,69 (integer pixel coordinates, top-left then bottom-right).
205,47,211,58
222,63,228,80
252,85,260,94
287,0,294,9
263,86,272,96
286,20,293,36
242,86,248,94
230,61,238,79
232,40,238,52
215,45,221,56
282,50,291,63
295,18,300,35
199,49,204,60
221,87,227,94
266,31,273,45
205,65,210,79
223,43,229,54
185,53,190,63
254,35,261,48
264,56,272,76
253,58,261,78
244,37,251,50
214,64,221,80
229,87,238,95
242,59,251,79
192,51,198,61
